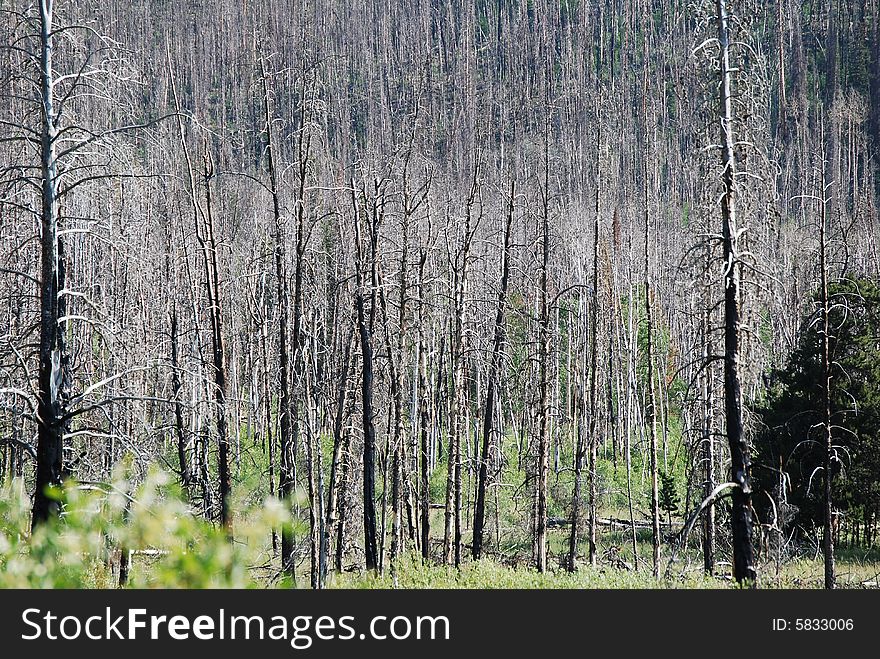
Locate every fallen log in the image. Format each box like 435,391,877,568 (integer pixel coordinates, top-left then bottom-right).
548,516,678,530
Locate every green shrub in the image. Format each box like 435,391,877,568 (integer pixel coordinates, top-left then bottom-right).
0,469,301,588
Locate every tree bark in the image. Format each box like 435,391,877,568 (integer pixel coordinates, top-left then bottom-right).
569,123,602,570
701,266,716,575
418,243,431,560
357,290,379,572
445,168,477,567
644,136,661,580
473,180,514,560
257,53,295,574
716,0,757,586
353,183,380,573
536,145,551,574
819,139,835,590
32,0,68,528
587,128,603,569
200,154,231,530
170,308,190,492
327,328,354,572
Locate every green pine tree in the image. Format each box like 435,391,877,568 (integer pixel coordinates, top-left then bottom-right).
754,278,880,544
659,471,680,527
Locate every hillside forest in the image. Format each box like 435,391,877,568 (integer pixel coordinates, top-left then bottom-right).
2,0,880,589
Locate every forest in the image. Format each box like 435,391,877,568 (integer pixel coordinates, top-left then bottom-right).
1,0,880,590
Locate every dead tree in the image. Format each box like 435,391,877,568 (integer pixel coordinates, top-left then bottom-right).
376,205,409,572
31,0,67,525
701,244,716,575
417,234,432,561
2,1,176,525
587,124,603,569
198,153,231,530
257,51,294,573
169,306,190,491
644,99,661,579
569,117,602,571
818,139,835,590
353,183,379,573
327,328,354,571
715,0,757,585
444,167,479,567
535,137,551,574
473,179,515,560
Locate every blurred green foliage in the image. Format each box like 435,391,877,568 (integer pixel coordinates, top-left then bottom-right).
0,468,301,588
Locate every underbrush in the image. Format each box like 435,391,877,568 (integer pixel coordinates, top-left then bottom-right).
2,471,876,589
329,554,725,589
0,470,296,588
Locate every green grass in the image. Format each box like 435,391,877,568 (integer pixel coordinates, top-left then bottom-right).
3,440,878,589
328,554,724,589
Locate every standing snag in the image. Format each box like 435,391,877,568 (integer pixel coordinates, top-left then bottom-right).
714,0,757,585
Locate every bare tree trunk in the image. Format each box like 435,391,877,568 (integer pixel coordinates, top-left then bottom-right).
569,123,602,570
32,0,68,527
170,308,190,492
819,141,835,590
169,52,215,525
619,272,639,568
200,154,231,530
327,329,354,571
304,371,321,589
353,184,379,573
416,238,432,560
641,94,661,578
335,436,351,571
716,0,756,585
445,169,477,567
776,0,789,142
443,315,458,566
357,290,379,572
283,174,307,575
473,180,514,560
377,210,409,573
257,53,295,573
280,68,312,579
701,269,716,575
536,141,551,573
417,245,431,560
258,294,277,553
587,127,603,569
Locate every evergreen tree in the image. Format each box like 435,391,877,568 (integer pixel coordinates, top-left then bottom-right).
754,279,880,545
658,471,680,527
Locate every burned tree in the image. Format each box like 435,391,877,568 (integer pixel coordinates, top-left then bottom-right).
715,0,756,585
